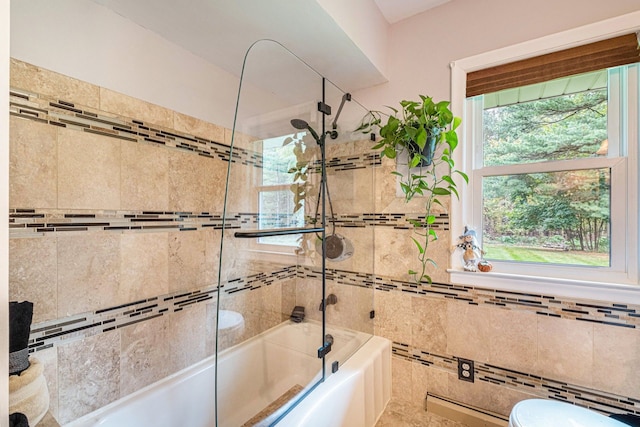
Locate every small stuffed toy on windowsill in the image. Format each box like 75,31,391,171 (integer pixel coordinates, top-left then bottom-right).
453,226,487,272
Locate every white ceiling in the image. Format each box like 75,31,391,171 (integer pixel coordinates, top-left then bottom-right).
90,0,449,95
374,0,450,24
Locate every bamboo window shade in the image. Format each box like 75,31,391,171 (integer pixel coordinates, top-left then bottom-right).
466,32,640,98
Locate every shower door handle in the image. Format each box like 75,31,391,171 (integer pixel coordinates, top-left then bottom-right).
317,341,332,359
234,227,324,238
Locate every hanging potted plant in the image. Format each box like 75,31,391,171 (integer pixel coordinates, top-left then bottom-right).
356,95,468,283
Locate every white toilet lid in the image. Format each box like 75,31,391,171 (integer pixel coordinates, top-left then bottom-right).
510,399,629,427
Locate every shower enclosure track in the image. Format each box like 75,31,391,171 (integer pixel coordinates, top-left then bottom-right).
234,227,324,239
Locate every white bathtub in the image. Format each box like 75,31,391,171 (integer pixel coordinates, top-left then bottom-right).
65,320,391,427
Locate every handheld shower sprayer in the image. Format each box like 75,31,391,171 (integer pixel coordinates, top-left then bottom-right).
289,117,354,262
290,119,323,145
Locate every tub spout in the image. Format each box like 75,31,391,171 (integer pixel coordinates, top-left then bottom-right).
319,294,338,311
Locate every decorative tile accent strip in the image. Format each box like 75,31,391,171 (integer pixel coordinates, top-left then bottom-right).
333,212,449,230
322,152,381,171
9,88,381,173
296,265,640,328
9,209,314,238
9,88,256,165
9,209,450,238
371,274,640,329
392,341,640,417
28,265,297,352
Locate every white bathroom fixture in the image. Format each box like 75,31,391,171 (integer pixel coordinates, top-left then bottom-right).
509,399,629,427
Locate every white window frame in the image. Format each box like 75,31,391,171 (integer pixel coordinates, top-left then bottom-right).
449,11,640,304
255,135,305,255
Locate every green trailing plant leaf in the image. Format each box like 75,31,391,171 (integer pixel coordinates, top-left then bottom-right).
411,237,425,254
409,154,421,169
432,187,451,195
356,95,467,284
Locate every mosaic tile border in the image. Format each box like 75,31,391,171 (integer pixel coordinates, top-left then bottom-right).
392,341,640,417
28,265,297,353
21,263,640,355
26,261,640,418
9,88,257,165
372,275,640,329
298,266,640,328
9,209,449,238
9,88,381,173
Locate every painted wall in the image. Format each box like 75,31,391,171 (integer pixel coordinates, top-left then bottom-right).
9,0,288,130
316,0,390,79
354,0,640,108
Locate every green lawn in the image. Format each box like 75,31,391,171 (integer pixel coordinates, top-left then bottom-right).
483,243,609,267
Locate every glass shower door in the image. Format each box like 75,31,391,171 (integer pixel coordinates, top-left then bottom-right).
216,39,375,426
216,39,327,426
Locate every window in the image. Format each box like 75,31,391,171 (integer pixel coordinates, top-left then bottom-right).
450,22,640,297
466,65,635,284
257,134,306,248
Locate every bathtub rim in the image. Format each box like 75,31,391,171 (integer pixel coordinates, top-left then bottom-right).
63,319,374,427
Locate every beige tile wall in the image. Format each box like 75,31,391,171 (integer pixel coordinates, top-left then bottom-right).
370,120,640,418
8,59,294,424
11,56,640,426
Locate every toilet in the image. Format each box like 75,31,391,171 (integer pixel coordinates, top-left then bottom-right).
509,399,629,427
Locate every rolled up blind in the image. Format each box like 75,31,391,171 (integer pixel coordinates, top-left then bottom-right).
466,32,640,97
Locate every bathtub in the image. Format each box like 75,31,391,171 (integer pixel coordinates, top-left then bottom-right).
65,320,391,427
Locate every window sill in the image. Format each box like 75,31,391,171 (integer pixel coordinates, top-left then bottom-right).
448,269,640,305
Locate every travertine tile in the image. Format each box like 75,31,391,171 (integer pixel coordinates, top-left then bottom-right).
120,233,169,301
412,296,448,354
10,116,58,208
352,167,376,213
373,227,417,280
99,88,173,128
446,371,496,413
168,305,208,372
120,140,169,211
9,237,58,323
490,386,537,418
57,234,121,316
174,111,225,143
10,59,100,109
392,357,413,403
374,289,412,344
489,307,538,372
324,283,373,334
535,315,594,387
168,230,206,292
376,397,468,427
294,278,323,323
57,127,121,210
593,323,640,399
224,162,258,213
167,149,216,213
57,330,120,424
204,302,219,356
203,228,222,286
446,300,493,363
281,280,297,319
119,315,169,397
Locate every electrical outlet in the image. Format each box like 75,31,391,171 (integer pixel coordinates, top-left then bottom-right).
457,358,474,383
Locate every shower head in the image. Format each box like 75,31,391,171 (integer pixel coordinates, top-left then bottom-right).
290,119,322,145
290,118,308,130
